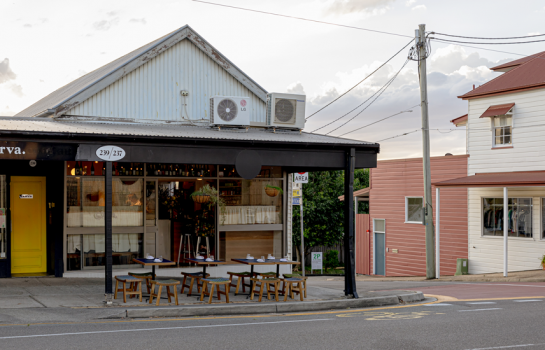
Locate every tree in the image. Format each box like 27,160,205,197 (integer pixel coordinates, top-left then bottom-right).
292,169,369,265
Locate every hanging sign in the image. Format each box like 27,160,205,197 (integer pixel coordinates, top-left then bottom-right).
294,172,308,183
293,189,301,197
311,252,323,272
292,197,301,205
96,146,126,161
0,208,5,228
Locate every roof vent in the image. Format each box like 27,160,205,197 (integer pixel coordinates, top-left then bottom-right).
445,153,453,156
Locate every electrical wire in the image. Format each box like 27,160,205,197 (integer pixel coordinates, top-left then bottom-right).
306,39,414,120
374,129,419,142
338,104,421,137
324,59,410,135
433,32,545,40
429,37,545,45
192,0,413,38
430,39,530,56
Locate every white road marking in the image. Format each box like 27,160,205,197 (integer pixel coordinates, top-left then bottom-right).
513,299,542,302
467,342,545,349
424,303,452,306
0,319,331,340
458,308,502,312
467,302,496,305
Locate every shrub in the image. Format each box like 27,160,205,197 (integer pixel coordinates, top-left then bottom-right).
324,250,339,269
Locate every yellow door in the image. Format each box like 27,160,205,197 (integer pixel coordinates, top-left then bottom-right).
11,176,47,275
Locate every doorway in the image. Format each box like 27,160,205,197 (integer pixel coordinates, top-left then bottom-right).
373,218,385,276
11,176,47,275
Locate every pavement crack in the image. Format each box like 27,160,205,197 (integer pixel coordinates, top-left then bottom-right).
28,295,47,308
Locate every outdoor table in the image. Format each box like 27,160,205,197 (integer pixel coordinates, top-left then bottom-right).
180,257,231,277
231,258,301,297
132,258,176,280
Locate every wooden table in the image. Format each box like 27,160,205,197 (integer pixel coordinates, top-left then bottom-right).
180,257,231,277
231,258,301,297
132,258,176,280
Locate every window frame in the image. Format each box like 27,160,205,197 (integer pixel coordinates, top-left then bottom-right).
481,197,533,238
405,196,424,224
491,113,513,147
372,218,386,275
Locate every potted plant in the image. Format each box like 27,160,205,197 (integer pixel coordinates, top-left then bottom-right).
265,184,283,197
190,184,226,227
540,255,545,270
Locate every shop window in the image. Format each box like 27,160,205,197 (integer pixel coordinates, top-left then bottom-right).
218,165,283,178
67,235,81,271
0,175,6,259
66,178,144,227
146,164,216,177
66,162,144,176
483,198,532,237
219,230,282,262
405,197,423,224
493,115,512,146
219,179,283,225
146,181,156,226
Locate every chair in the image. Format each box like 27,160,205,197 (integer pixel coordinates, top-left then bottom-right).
149,279,180,306
114,275,142,303
283,274,308,298
250,277,280,302
281,278,304,302
181,272,210,296
200,278,231,304
177,233,193,267
128,272,156,294
227,271,252,295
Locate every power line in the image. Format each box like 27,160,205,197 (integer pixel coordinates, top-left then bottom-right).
192,0,413,39
429,37,545,45
375,129,419,142
430,39,530,56
433,32,545,40
325,59,410,135
338,104,421,137
306,39,414,120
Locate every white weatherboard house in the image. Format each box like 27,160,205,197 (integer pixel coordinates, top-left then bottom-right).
436,51,545,275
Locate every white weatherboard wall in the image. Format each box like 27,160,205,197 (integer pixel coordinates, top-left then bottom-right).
67,39,267,123
466,87,545,274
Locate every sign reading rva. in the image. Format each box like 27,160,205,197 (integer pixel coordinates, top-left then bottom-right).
96,146,126,161
19,194,33,199
293,172,308,183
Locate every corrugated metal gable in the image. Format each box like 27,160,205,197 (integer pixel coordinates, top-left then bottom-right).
67,40,266,122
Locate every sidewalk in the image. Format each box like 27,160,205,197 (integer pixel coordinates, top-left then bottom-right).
0,276,424,324
355,269,545,282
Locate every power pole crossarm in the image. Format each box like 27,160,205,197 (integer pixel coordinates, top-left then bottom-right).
416,24,436,279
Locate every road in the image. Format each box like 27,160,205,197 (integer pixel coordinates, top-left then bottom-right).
1,281,545,349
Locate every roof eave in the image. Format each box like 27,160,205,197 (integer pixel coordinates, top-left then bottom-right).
458,83,545,100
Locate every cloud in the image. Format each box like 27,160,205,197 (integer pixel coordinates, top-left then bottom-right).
9,84,23,97
106,11,118,17
287,82,306,95
326,0,395,14
405,0,416,5
0,58,16,84
129,18,147,25
412,4,426,10
23,24,32,28
528,32,541,35
429,45,511,75
93,17,119,31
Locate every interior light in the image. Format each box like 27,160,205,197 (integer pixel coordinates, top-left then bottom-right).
71,168,75,176
197,178,202,181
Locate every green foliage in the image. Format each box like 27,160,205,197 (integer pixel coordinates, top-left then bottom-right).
265,184,283,195
324,250,339,269
541,254,545,268
190,184,225,209
292,169,369,263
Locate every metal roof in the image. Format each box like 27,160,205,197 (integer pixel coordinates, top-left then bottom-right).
479,103,515,118
0,117,375,147
15,25,268,118
434,171,545,188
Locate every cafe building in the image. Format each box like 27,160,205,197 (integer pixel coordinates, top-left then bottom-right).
0,25,377,296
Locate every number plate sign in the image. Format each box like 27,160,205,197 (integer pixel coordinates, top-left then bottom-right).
96,146,126,161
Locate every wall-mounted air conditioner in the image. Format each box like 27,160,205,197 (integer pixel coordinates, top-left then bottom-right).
210,96,251,127
266,93,306,130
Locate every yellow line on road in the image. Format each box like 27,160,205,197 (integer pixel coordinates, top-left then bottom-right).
424,294,545,302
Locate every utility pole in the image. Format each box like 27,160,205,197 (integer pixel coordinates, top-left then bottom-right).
416,23,435,279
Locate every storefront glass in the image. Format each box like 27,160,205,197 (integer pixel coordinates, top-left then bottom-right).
0,175,6,259
66,233,142,269
483,198,532,237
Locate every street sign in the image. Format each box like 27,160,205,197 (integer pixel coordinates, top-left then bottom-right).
311,252,323,273
292,189,301,197
294,172,308,183
0,208,5,228
292,197,301,205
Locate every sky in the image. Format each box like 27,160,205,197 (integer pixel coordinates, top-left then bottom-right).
0,0,544,159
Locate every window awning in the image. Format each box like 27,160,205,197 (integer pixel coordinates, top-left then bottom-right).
338,187,370,201
433,171,545,188
479,103,515,118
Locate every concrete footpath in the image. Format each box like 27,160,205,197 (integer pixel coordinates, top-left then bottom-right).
0,276,426,323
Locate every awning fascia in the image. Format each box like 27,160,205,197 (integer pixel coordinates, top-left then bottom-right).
479,103,515,118
433,171,545,188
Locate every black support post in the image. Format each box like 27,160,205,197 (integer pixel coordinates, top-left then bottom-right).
105,161,113,297
344,148,358,298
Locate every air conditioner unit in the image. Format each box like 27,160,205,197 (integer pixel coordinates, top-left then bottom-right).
210,96,251,126
266,93,306,130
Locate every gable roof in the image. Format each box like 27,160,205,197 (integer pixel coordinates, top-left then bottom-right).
490,52,544,72
15,25,268,118
459,51,545,100
450,114,468,126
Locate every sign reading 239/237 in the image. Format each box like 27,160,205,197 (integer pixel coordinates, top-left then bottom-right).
96,145,126,161
293,172,308,183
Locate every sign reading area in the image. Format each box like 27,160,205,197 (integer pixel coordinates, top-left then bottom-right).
294,172,308,183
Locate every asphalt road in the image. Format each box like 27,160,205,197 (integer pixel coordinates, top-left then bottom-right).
1,297,545,350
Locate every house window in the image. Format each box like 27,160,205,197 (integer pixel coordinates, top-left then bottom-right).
483,198,532,237
493,115,512,146
405,197,423,223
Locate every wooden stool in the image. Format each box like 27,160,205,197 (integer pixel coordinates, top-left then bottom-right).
227,271,252,295
114,275,142,303
281,278,304,302
283,274,308,298
181,272,210,296
128,272,156,294
252,271,277,278
200,278,230,304
149,279,180,306
250,278,280,302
